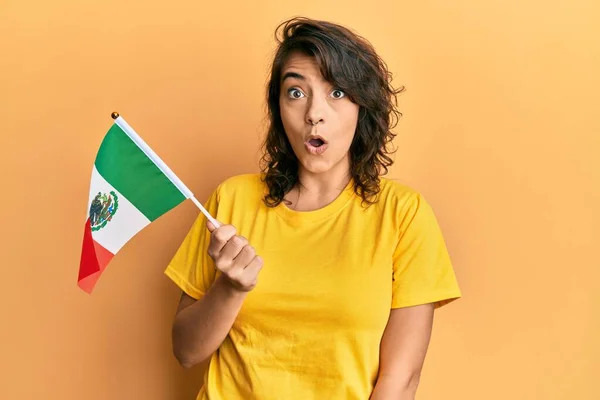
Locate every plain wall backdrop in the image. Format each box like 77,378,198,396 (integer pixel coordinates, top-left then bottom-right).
1,0,598,399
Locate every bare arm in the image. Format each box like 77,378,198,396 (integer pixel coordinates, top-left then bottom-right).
370,303,435,400
171,221,263,368
172,276,247,368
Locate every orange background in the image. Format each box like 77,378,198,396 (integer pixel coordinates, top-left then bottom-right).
1,0,598,399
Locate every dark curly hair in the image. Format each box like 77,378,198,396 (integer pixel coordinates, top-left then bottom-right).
260,17,404,207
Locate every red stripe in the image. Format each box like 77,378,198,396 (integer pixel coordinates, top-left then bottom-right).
78,218,114,293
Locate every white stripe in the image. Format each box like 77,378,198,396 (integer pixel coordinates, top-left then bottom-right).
87,166,151,254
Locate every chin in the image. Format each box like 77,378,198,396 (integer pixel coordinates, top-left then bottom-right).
296,158,327,174
304,166,332,175
293,144,351,176
298,156,344,176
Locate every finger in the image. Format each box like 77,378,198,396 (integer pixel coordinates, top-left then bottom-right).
243,255,264,276
206,219,222,233
238,256,263,289
208,224,237,257
220,235,248,262
232,244,256,270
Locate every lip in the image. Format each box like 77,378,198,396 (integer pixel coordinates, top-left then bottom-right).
304,135,329,155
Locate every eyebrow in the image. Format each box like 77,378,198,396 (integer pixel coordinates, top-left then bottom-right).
281,71,305,83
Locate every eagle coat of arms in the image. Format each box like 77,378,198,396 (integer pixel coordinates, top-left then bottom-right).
89,191,119,231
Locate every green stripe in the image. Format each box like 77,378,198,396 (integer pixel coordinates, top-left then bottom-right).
94,123,186,221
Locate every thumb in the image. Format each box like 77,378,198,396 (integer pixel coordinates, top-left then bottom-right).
206,219,221,233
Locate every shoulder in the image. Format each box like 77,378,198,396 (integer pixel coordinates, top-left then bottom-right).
212,173,266,201
377,177,423,208
376,177,441,226
377,177,446,238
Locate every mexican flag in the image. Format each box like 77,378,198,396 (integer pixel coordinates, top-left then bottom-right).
78,113,217,293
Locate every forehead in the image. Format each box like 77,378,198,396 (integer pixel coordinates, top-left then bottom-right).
281,51,324,80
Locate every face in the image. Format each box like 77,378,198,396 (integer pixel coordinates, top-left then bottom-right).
279,52,359,177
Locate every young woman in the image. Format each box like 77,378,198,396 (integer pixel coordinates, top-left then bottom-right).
165,16,461,400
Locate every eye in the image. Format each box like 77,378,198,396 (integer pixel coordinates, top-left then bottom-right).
287,88,305,99
331,89,346,99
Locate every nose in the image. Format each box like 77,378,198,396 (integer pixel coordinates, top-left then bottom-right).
306,96,325,126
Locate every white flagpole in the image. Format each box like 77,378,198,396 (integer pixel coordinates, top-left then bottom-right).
110,112,221,228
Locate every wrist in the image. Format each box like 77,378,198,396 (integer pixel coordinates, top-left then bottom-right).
214,274,250,299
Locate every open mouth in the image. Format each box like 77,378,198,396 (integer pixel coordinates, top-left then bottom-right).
308,138,325,147
305,136,329,154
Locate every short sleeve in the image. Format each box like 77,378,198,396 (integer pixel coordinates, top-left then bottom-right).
164,188,220,300
391,193,462,309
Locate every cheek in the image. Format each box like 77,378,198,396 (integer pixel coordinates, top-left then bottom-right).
336,104,359,142
279,101,303,132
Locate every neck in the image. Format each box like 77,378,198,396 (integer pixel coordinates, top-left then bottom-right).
297,168,350,194
287,156,352,211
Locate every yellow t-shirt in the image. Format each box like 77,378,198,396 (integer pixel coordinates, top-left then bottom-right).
165,173,461,400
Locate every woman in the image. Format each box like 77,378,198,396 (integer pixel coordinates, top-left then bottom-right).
165,16,461,400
